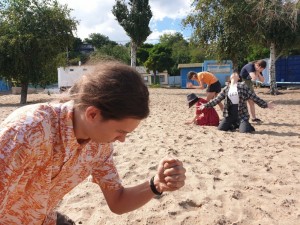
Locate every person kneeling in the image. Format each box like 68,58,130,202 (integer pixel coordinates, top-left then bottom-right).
199,72,274,133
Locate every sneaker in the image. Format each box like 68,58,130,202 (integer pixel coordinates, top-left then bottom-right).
251,118,262,122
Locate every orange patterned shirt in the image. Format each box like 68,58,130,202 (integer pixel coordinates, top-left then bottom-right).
0,101,122,225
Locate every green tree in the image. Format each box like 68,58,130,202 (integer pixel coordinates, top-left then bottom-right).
84,33,118,49
184,0,300,94
183,0,251,69
159,32,191,75
89,44,130,64
67,37,90,66
136,43,153,66
249,0,300,94
112,0,152,67
0,0,77,104
159,32,187,48
188,45,207,63
144,44,173,84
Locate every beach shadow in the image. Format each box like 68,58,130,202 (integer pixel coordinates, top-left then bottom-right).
272,99,300,105
0,103,21,107
0,98,54,107
255,130,300,137
262,122,300,127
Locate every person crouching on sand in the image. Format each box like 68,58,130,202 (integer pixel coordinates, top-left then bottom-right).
0,61,186,225
185,93,219,126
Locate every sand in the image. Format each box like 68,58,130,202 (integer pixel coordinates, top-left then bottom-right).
0,88,299,225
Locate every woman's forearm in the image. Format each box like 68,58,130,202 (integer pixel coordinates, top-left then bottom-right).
103,181,156,215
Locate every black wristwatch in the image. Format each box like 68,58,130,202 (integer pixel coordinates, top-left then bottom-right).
150,176,163,195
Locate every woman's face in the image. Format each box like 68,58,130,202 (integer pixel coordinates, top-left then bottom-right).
87,117,141,143
78,106,141,143
230,73,239,82
255,63,265,73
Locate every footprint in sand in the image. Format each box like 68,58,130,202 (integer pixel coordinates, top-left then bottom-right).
231,190,243,200
178,199,202,210
288,142,300,148
281,199,296,208
208,168,221,177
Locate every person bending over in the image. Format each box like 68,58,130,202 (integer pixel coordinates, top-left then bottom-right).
240,60,266,122
187,71,224,111
0,61,186,225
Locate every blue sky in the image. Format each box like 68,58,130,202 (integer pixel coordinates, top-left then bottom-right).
57,0,194,44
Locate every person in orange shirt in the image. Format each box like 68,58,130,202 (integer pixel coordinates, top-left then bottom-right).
0,61,186,225
187,71,224,111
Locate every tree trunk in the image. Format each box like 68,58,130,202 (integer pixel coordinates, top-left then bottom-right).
153,70,157,85
131,41,137,68
20,82,29,104
269,42,278,95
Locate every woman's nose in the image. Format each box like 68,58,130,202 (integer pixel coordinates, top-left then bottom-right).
116,134,126,143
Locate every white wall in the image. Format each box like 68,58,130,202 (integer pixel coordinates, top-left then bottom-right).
57,66,94,89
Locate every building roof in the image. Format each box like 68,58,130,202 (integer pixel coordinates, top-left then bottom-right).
178,63,203,69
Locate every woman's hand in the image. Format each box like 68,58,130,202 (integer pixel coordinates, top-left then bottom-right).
267,101,275,109
187,82,193,88
154,157,186,193
197,105,205,111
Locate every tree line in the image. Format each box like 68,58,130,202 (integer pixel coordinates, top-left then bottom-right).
0,0,299,104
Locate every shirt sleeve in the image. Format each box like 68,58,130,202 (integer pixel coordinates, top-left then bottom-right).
242,84,268,108
0,125,35,213
91,144,122,191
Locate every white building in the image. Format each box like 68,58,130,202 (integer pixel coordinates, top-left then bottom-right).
58,65,169,91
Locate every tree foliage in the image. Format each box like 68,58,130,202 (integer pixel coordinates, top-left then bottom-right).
0,0,77,103
84,33,118,49
183,0,252,68
89,44,130,65
159,32,191,75
184,0,300,94
112,0,152,67
248,0,300,94
144,44,173,83
250,0,300,53
136,43,153,66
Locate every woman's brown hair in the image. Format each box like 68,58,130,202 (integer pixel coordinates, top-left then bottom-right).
67,61,149,120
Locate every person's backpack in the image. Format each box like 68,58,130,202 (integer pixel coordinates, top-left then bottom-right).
195,98,219,126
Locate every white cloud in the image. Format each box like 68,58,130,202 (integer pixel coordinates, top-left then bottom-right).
147,29,180,44
57,0,193,43
150,0,192,21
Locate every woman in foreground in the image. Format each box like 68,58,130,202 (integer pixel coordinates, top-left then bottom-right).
0,61,186,225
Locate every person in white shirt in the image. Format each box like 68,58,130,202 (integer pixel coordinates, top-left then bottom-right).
199,72,274,133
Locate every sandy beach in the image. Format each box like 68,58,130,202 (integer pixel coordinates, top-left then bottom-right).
1,87,299,225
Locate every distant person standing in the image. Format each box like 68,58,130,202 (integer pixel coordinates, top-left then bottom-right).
187,71,224,111
240,60,266,122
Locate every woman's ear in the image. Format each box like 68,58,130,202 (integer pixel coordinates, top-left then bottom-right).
84,106,102,122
